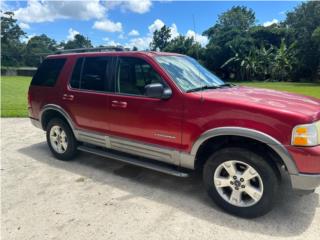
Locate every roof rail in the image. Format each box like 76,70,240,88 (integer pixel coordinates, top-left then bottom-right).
55,46,127,54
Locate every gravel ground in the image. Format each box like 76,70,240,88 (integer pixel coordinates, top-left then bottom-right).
1,118,319,240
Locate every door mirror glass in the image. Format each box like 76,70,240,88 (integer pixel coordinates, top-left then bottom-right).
145,83,172,99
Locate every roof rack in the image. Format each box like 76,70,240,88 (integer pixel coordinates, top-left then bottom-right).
55,46,127,54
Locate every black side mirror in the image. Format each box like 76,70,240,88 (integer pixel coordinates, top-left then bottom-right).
145,83,172,99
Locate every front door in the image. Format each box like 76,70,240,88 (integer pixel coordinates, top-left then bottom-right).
107,56,183,163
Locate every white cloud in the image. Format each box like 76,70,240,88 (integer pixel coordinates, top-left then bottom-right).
148,19,178,40
128,29,140,37
19,22,30,30
118,33,126,39
263,19,279,27
126,19,208,50
93,19,122,32
107,0,152,14
186,30,208,46
14,0,106,23
169,23,179,39
123,0,152,14
148,19,165,33
103,38,121,47
67,28,80,41
125,36,153,50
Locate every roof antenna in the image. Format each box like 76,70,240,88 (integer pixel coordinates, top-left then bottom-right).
193,13,203,101
192,14,200,61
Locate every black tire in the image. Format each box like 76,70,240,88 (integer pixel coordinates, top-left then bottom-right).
46,118,78,161
203,147,278,218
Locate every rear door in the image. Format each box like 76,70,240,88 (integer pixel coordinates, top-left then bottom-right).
28,57,67,119
61,56,112,133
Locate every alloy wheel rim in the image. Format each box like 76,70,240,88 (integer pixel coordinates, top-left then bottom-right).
213,160,264,207
50,125,68,154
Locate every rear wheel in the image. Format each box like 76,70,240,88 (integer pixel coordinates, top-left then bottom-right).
46,118,78,161
203,147,278,218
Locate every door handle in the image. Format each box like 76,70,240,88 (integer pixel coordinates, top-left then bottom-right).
111,100,127,108
62,94,74,101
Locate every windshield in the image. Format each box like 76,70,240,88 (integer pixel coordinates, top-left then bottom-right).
156,55,225,92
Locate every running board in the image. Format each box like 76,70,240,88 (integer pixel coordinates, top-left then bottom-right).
77,145,190,178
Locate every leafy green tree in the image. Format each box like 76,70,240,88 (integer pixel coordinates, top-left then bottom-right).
132,46,138,51
204,6,255,38
203,6,256,79
271,40,297,81
255,45,274,80
221,46,255,81
250,25,290,48
150,25,171,51
25,34,57,67
64,34,93,49
164,35,204,60
284,1,320,81
1,11,26,66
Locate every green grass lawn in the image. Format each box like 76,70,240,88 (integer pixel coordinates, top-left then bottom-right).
239,82,320,99
1,76,320,117
1,76,31,117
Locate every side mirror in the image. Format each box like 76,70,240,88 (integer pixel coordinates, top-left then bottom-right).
145,83,172,99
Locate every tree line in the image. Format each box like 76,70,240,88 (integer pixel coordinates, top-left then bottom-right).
1,1,320,82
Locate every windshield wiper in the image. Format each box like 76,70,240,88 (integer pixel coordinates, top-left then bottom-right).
186,85,219,93
186,83,236,93
217,83,236,88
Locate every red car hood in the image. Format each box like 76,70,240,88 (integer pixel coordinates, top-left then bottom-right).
200,86,320,121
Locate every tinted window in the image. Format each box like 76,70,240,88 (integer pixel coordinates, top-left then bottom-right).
70,57,110,91
117,57,163,95
31,58,66,86
70,58,83,89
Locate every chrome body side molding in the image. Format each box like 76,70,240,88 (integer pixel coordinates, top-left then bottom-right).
76,130,107,148
40,104,181,166
39,105,299,176
76,129,181,165
187,127,299,174
108,137,180,165
78,145,189,177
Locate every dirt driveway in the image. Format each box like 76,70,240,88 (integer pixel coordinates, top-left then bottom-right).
1,118,319,240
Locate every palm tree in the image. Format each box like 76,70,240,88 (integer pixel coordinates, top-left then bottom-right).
271,39,296,81
221,46,248,80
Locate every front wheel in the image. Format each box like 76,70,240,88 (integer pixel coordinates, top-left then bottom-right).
203,147,279,218
46,118,78,161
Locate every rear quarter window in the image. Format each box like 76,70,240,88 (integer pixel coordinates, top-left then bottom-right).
31,58,66,87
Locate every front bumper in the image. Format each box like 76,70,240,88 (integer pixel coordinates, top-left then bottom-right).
286,145,320,190
290,173,320,190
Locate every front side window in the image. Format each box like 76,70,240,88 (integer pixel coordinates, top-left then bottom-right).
116,57,164,95
70,57,110,92
156,55,225,92
31,58,66,87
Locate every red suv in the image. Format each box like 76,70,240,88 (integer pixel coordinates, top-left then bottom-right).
28,51,320,218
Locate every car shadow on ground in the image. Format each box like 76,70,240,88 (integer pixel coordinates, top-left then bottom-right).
19,142,319,237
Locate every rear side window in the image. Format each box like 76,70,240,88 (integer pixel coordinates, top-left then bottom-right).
70,58,83,88
70,57,110,92
31,58,66,86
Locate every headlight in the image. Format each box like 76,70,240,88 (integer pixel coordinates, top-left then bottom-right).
291,121,320,146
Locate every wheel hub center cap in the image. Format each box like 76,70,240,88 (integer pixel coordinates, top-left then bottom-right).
234,180,241,188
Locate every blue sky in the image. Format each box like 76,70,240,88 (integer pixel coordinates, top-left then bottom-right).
3,1,303,49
